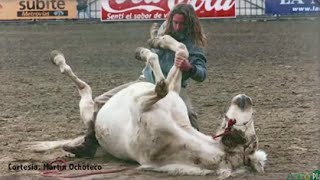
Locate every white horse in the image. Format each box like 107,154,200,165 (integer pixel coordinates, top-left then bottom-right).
27,35,266,179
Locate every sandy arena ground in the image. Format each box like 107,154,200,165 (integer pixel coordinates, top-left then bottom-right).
0,19,319,179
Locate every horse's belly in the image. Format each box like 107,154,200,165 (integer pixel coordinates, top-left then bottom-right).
95,111,129,159
94,99,137,160
95,83,154,160
94,82,190,162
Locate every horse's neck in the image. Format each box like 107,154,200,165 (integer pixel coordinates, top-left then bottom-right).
181,128,223,161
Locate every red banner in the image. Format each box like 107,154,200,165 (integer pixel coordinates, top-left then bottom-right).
101,0,236,22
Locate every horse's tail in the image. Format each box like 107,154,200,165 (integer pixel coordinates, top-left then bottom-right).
23,136,84,152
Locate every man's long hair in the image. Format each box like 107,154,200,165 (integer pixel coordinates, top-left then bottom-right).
164,3,207,47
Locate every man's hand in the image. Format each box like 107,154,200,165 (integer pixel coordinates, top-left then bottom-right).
175,56,192,72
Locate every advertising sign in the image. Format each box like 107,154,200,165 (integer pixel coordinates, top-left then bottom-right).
101,0,236,22
265,0,320,15
0,0,77,20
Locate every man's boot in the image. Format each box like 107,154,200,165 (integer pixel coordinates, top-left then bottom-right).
63,121,99,158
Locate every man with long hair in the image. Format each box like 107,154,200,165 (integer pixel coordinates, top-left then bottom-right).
161,3,207,47
146,3,207,131
63,3,208,158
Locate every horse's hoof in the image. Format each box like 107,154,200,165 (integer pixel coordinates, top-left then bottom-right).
150,23,159,39
155,79,168,98
135,47,145,61
50,50,63,64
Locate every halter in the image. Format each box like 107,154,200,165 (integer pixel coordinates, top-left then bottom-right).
212,118,236,139
212,115,253,139
211,115,257,166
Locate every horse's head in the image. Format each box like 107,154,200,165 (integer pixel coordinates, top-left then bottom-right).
215,94,266,179
226,94,253,126
217,94,254,148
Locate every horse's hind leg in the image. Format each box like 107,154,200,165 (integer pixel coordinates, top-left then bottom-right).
50,50,99,157
149,23,159,39
50,50,95,129
148,35,189,57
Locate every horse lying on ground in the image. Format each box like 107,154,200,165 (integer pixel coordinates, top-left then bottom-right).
27,35,267,179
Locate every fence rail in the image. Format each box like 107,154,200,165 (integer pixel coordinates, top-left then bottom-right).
236,0,265,16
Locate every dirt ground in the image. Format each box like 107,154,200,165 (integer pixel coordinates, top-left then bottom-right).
0,19,319,180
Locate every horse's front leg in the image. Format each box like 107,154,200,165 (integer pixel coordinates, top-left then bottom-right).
135,47,168,111
148,35,189,93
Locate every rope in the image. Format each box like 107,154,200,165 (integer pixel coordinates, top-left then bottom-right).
212,118,237,139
